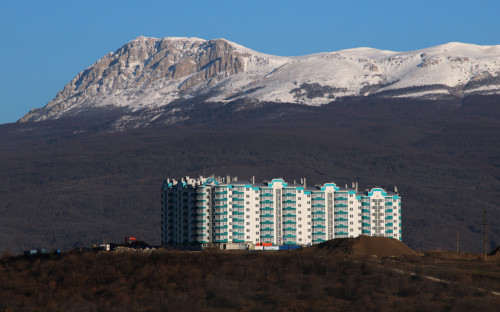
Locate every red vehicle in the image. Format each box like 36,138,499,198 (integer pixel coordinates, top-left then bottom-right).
125,236,138,244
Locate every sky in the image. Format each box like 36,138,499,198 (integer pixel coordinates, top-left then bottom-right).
0,0,499,124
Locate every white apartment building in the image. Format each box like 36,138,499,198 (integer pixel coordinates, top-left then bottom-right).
161,176,402,249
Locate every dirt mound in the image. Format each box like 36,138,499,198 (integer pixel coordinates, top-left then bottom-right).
315,236,418,258
488,246,500,257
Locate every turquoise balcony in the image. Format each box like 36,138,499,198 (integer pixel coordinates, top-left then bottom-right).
312,211,326,214
232,211,244,215
334,225,348,228
283,227,296,231
261,221,274,225
283,193,296,197
385,202,393,206
362,216,370,220
334,217,348,222
283,207,296,211
260,207,273,211
313,231,326,235
283,214,296,218
312,238,326,243
361,202,370,206
233,232,245,236
215,225,228,229
261,228,274,231
362,229,370,234
233,239,245,243
233,198,244,201
283,220,296,225
334,204,348,208
233,225,244,229
215,232,228,236
335,231,348,235
312,225,326,228
260,200,274,204
312,218,326,222
215,239,228,243
260,234,274,238
215,211,228,215
233,191,244,194
261,193,273,197
362,223,370,227
312,204,325,208
335,211,348,215
335,197,348,201
261,214,274,218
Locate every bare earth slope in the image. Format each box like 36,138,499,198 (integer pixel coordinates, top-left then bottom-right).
315,236,419,257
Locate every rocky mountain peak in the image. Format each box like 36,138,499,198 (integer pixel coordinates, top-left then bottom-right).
19,37,500,126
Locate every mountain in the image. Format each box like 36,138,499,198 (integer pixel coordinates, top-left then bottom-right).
19,37,500,129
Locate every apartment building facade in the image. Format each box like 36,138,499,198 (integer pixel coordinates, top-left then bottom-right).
161,176,402,248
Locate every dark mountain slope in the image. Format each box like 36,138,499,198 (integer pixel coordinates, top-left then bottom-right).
1,95,499,254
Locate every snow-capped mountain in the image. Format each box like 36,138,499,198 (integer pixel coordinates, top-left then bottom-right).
19,36,500,125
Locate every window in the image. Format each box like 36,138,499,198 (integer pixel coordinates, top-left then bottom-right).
358,227,361,230
298,217,302,221
247,236,250,239
246,222,250,225
298,204,302,208
299,231,302,235
349,208,353,211
350,222,353,225
246,195,250,198
246,188,250,191
308,235,311,238
256,218,259,221
298,190,302,194
307,201,311,204
256,225,259,228
246,201,250,205
349,215,353,218
350,229,353,232
349,201,353,204
307,208,311,211
246,215,250,218
298,197,302,200
256,232,260,235
358,213,361,216
246,229,250,232
307,215,310,218
349,194,353,197
298,224,302,228
246,208,250,211
255,197,258,200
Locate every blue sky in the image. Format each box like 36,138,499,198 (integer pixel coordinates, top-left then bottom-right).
1,0,499,124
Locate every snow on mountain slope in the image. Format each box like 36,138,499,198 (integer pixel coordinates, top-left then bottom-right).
19,37,500,123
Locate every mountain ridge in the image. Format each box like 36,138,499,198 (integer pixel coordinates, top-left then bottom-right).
19,37,500,127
